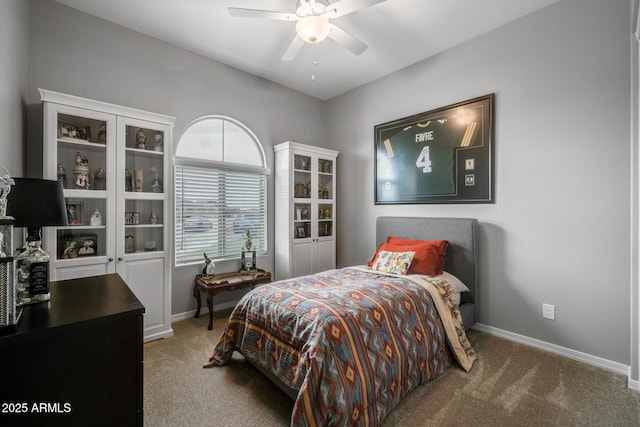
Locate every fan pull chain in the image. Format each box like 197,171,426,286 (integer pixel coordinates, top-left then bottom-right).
311,45,319,82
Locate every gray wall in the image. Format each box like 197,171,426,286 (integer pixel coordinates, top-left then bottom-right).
0,0,29,177
16,0,636,369
327,0,632,365
26,0,328,315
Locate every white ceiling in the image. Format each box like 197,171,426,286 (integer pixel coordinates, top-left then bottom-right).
53,0,561,101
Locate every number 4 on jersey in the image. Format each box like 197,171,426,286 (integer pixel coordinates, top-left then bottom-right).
416,146,432,173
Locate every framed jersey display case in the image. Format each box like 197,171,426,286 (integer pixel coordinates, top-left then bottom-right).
374,94,494,204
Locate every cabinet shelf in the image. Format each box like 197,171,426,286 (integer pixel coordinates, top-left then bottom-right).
59,225,106,231
53,255,110,268
64,189,108,199
124,191,164,200
126,249,164,255
125,146,164,156
125,224,163,229
58,137,107,150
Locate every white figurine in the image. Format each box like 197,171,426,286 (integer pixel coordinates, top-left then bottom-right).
90,208,102,226
153,133,163,152
202,253,215,276
136,129,147,149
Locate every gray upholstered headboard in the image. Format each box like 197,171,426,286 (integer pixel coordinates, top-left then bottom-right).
376,216,478,328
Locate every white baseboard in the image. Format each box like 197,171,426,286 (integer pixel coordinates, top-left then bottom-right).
171,301,238,323
472,323,636,391
144,328,174,343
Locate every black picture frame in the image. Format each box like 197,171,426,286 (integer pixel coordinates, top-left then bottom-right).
374,94,495,204
125,212,140,225
65,201,83,225
59,234,98,259
58,121,90,141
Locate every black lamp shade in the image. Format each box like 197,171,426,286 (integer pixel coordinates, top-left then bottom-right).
6,178,69,227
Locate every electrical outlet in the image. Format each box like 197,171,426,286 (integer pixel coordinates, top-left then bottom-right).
542,303,555,320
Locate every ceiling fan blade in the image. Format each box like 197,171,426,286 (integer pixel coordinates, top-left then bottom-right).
327,23,368,55
228,7,298,21
324,0,388,19
281,36,305,61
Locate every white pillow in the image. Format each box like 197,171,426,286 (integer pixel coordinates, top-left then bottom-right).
371,250,415,275
430,271,470,293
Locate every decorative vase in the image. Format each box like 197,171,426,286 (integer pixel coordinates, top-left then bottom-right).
125,235,135,253
93,168,106,190
73,152,90,189
125,169,132,192
149,211,159,224
134,169,144,192
57,164,67,188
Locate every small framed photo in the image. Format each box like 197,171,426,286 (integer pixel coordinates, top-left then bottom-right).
66,202,83,225
296,226,306,238
465,158,475,171
58,121,90,141
60,234,97,259
125,212,140,225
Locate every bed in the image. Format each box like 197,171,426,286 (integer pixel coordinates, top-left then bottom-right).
207,216,478,426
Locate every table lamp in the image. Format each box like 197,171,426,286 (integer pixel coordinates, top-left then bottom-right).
6,178,68,306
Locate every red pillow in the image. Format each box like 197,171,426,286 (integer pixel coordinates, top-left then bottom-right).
368,239,449,276
387,237,449,275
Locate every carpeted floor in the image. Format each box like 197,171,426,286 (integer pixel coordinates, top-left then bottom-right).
144,312,640,426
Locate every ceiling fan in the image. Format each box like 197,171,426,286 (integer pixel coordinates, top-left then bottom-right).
228,0,388,60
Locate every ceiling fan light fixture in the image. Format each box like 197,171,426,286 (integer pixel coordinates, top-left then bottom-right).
296,15,331,44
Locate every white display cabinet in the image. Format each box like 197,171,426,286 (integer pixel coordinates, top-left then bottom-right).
274,141,338,280
40,89,174,342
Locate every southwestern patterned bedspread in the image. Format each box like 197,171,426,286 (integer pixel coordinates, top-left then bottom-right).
209,267,476,426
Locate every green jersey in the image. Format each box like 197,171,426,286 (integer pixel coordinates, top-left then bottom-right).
381,112,479,197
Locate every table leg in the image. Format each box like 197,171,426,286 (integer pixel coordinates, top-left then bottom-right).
206,290,214,330
193,281,201,319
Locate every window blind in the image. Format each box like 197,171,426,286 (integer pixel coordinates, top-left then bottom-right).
175,165,267,265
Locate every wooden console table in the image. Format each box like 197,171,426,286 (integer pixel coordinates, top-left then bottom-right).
193,269,272,330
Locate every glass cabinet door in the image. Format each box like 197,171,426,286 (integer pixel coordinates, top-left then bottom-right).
57,198,107,260
48,107,116,269
317,157,334,238
56,113,108,191
293,154,312,240
118,120,166,255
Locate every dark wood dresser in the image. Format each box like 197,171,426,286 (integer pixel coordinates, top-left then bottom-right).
0,273,145,427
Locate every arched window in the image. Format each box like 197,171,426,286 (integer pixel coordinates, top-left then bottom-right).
174,116,269,265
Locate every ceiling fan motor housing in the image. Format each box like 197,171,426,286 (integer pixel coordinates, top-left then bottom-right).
296,0,330,17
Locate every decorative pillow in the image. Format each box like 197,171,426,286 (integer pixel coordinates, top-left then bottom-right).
368,239,449,276
371,250,415,275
